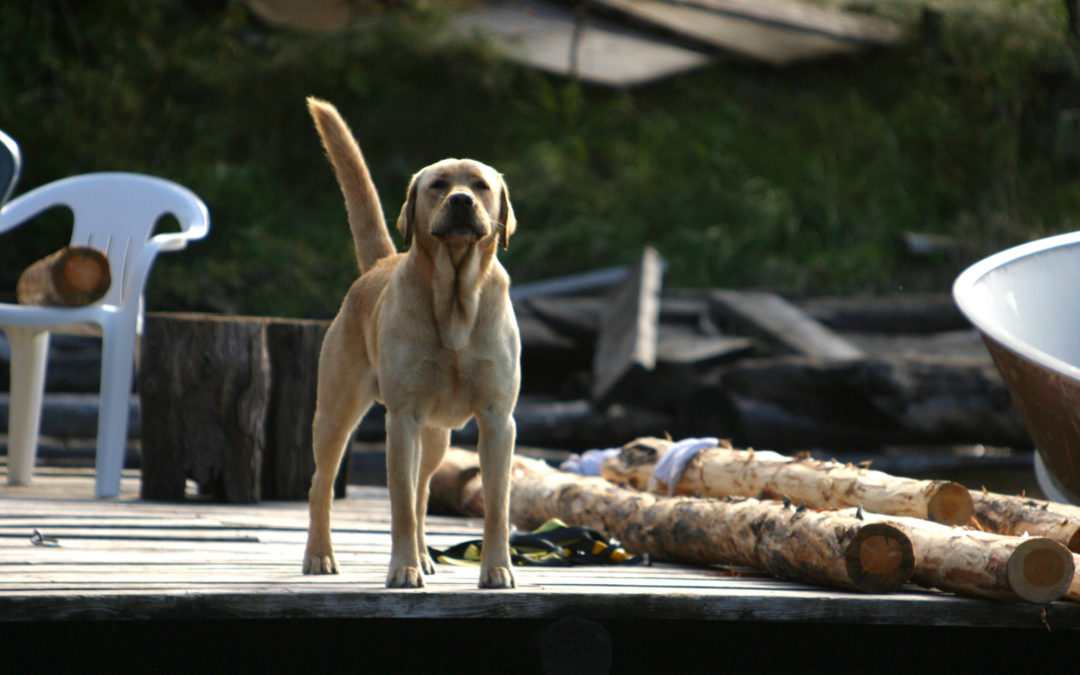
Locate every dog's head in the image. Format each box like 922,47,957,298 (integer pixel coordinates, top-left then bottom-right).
396,159,516,251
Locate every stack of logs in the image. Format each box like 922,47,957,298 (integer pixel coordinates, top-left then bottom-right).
429,438,1080,604
495,248,1029,453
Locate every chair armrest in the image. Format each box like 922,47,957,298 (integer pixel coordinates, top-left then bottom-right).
122,226,209,299
149,230,203,253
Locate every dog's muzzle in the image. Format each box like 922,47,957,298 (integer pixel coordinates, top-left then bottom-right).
433,192,487,239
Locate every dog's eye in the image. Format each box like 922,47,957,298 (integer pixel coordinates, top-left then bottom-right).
429,179,449,191
472,180,490,191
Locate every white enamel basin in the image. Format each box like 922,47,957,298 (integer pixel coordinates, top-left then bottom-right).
954,231,1080,504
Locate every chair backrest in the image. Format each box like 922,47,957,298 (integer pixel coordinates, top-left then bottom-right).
0,130,21,204
0,172,209,307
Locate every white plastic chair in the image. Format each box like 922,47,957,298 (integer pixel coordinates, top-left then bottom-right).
0,129,21,204
0,172,210,497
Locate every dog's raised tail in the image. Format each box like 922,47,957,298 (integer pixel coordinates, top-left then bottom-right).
307,97,397,273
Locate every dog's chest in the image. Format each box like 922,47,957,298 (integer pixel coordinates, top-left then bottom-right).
411,350,491,428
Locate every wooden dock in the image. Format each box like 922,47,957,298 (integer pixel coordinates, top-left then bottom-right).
3,464,1080,672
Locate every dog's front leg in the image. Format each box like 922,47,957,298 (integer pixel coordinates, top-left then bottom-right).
385,409,425,588
416,426,451,575
476,410,517,589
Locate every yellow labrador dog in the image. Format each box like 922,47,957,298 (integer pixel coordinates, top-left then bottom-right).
302,98,520,589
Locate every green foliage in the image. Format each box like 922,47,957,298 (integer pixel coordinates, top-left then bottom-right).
2,0,1079,316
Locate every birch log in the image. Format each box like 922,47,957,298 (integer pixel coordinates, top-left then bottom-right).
16,246,111,307
1067,555,1080,603
971,490,1080,553
432,449,914,593
510,470,914,593
863,513,1074,603
601,437,973,525
433,449,1075,603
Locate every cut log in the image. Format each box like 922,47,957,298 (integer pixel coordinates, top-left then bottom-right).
139,313,348,502
435,448,914,593
797,293,969,334
434,449,1073,603
864,513,1074,604
263,318,347,500
1067,555,1080,603
600,437,974,525
723,355,1028,450
970,490,1080,553
16,246,111,307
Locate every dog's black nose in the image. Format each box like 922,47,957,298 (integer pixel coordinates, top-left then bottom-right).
449,192,473,209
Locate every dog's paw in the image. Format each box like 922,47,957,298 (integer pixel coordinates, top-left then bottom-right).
420,551,436,575
479,566,516,589
302,550,339,575
386,565,425,588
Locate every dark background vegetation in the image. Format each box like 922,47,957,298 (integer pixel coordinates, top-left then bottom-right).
2,0,1079,318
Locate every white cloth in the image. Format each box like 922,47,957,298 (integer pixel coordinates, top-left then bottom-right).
560,447,621,476
648,437,719,494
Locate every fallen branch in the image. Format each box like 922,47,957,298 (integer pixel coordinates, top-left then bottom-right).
971,490,1080,553
601,437,973,525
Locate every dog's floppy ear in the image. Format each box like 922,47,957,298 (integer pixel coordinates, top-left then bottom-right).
396,170,420,249
497,174,516,250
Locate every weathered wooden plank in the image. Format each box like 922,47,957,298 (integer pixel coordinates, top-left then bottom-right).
3,466,1080,631
593,0,864,65
454,0,713,87
711,289,866,361
592,247,665,402
675,0,901,46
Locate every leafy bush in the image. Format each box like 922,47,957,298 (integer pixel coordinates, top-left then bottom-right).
2,0,1078,317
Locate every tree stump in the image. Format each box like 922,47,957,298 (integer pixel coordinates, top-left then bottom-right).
263,318,347,500
138,313,348,502
139,314,270,503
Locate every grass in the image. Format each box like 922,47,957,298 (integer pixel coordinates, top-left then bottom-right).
2,0,1079,318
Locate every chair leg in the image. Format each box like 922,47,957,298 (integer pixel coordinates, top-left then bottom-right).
94,322,137,499
6,327,49,486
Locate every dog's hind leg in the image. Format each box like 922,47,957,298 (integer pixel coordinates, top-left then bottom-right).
303,358,376,575
415,426,450,575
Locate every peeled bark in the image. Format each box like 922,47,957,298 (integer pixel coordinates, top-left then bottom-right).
17,246,111,307
971,490,1080,553
432,449,913,593
510,470,914,593
1067,555,1080,603
432,449,1077,603
601,437,973,525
